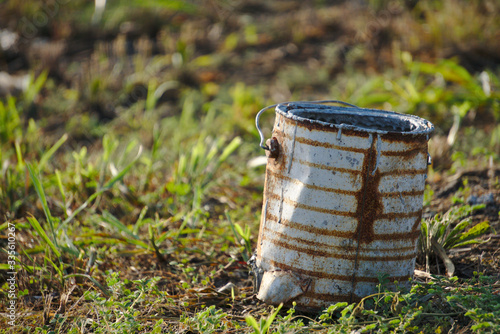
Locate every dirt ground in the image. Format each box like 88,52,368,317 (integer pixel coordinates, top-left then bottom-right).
425,168,500,278
0,1,499,331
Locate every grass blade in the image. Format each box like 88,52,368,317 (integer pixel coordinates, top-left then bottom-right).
103,145,143,189
38,133,68,172
443,219,471,249
245,314,260,333
262,303,283,334
27,215,61,258
218,136,242,164
64,274,111,297
45,255,64,278
101,211,151,249
451,221,492,249
225,211,249,261
102,210,138,240
27,163,57,244
133,206,149,235
455,221,491,245
55,169,68,218
61,145,142,228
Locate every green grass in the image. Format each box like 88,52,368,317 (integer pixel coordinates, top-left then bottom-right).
1,0,499,333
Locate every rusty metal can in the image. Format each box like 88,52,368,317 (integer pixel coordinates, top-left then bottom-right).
252,101,434,310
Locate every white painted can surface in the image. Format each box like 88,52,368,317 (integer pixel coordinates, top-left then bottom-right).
253,101,434,310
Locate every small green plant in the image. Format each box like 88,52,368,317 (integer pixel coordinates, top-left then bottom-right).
170,135,242,192
181,305,228,333
77,273,163,333
226,211,252,262
0,96,21,144
419,204,491,274
0,72,50,217
272,302,306,333
245,303,283,334
23,70,48,106
167,134,241,230
315,274,500,333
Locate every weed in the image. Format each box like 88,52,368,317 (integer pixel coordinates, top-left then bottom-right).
314,274,500,333
0,96,21,145
181,305,228,333
23,71,48,107
273,302,306,333
71,273,164,333
245,303,283,334
226,211,252,262
167,134,241,231
419,204,491,275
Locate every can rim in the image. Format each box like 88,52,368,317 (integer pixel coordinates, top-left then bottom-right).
276,102,434,136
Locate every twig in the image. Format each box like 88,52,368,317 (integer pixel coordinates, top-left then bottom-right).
414,269,433,280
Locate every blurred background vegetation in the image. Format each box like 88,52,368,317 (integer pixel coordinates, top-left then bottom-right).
0,0,499,332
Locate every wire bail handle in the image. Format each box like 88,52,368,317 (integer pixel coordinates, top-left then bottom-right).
255,100,359,150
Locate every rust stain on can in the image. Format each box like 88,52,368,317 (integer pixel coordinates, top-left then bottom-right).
254,102,434,311
354,137,381,244
266,212,356,239
292,135,369,153
267,137,280,159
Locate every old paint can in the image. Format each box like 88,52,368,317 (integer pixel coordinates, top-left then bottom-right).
252,100,434,310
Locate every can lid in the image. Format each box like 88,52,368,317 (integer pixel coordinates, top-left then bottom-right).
276,102,434,136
